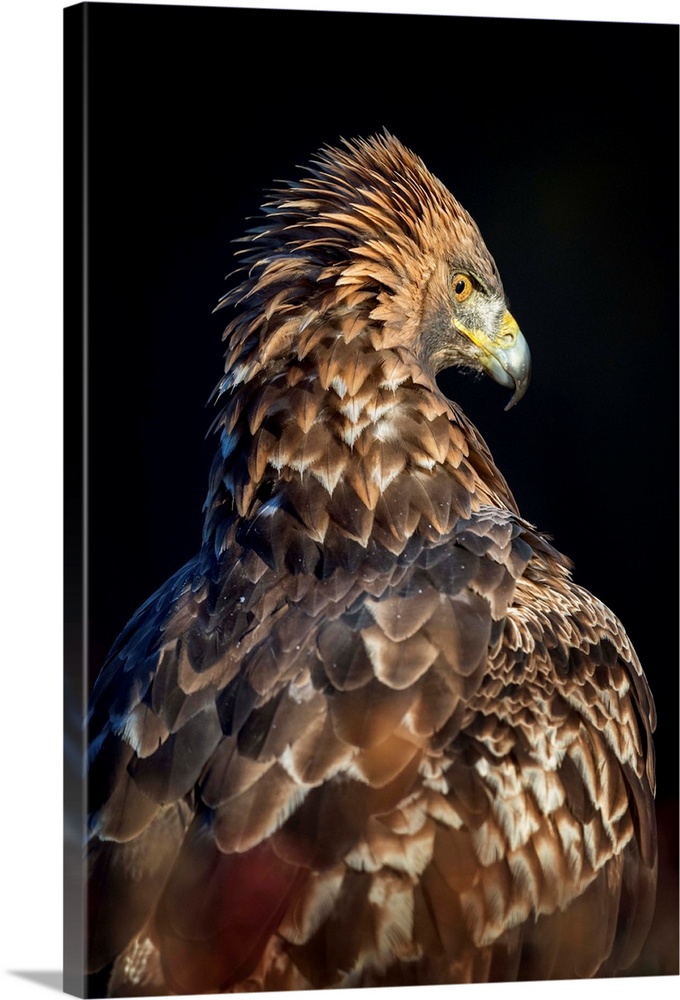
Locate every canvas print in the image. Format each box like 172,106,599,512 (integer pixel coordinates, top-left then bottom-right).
64,3,679,997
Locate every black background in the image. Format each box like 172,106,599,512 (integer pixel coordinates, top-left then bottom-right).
72,0,677,975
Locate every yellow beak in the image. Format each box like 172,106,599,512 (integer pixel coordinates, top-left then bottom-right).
455,310,531,410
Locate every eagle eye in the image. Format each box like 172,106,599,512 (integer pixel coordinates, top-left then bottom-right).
452,273,473,302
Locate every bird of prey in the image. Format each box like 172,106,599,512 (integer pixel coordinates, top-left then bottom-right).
86,133,657,995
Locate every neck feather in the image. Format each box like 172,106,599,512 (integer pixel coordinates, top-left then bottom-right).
202,328,516,573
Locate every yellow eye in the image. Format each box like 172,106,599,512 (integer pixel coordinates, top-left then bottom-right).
452,273,473,302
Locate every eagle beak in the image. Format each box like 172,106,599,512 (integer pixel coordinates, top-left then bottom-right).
455,310,531,411
487,311,531,411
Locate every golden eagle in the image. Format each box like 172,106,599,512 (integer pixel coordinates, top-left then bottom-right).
86,133,657,994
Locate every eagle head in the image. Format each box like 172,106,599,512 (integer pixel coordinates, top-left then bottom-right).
217,131,530,409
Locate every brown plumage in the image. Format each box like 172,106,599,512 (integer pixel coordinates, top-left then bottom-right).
86,132,657,995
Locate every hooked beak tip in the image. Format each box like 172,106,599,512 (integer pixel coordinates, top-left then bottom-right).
504,358,532,410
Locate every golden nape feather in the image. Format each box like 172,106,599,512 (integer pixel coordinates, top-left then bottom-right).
86,132,657,995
